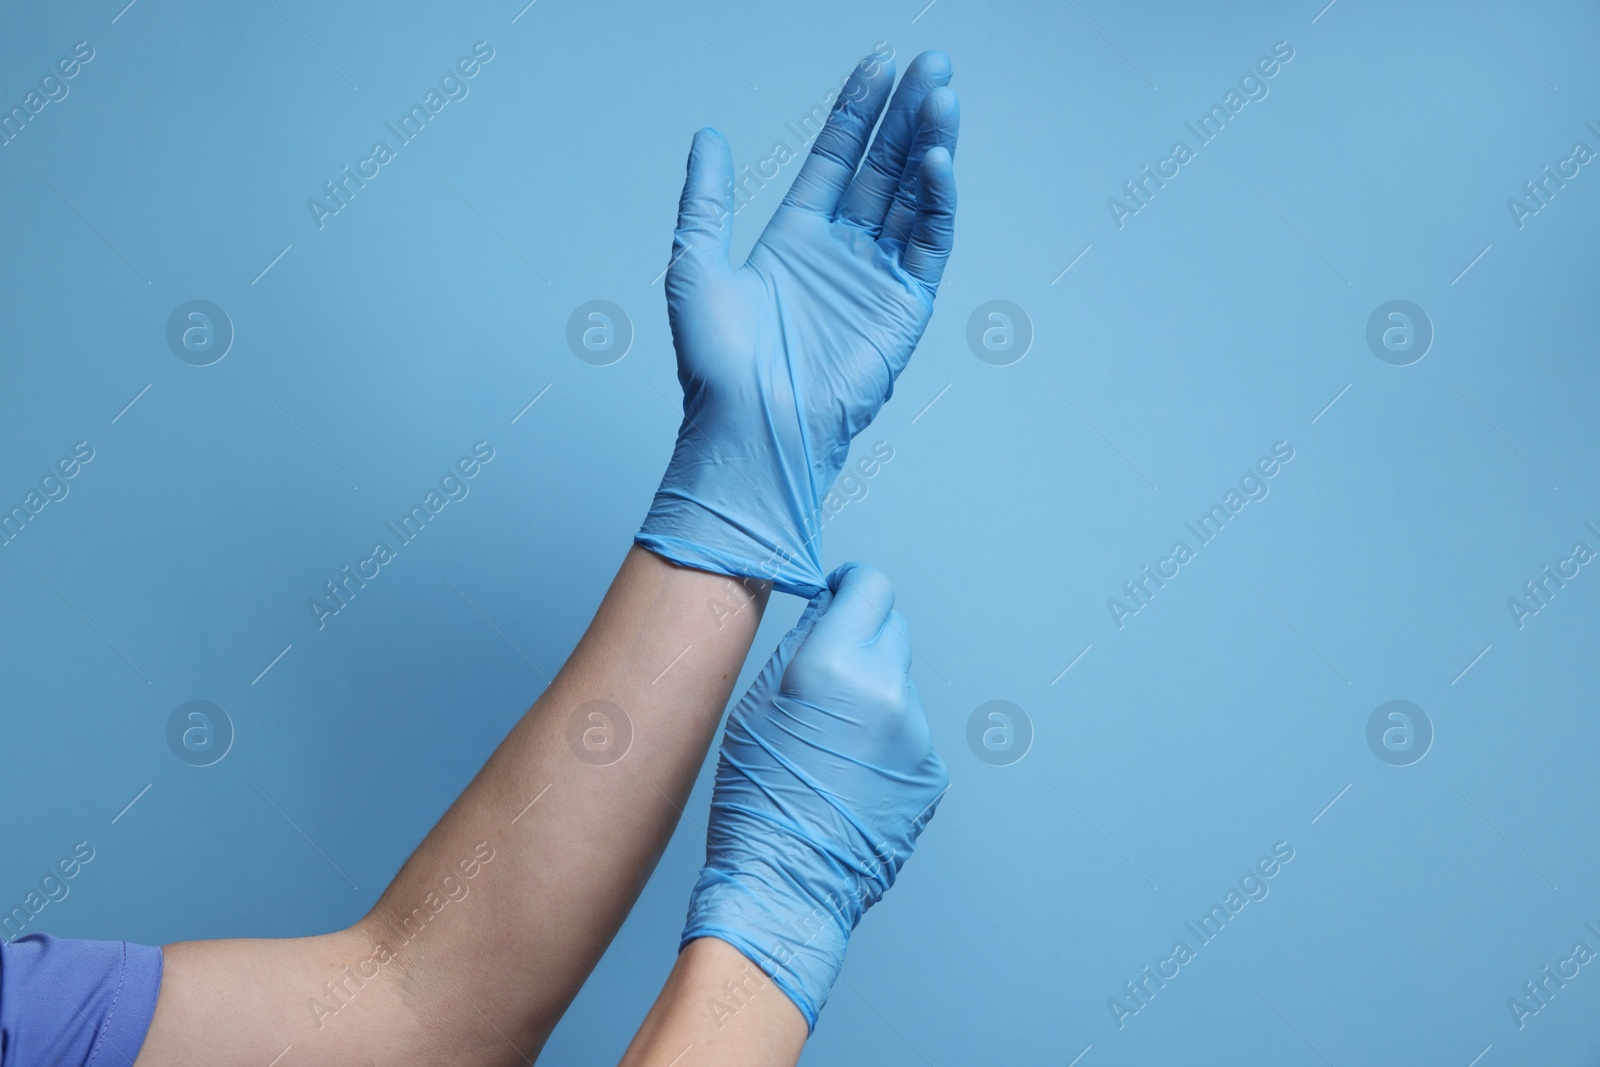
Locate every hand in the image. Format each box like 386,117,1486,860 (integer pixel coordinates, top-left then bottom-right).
636,50,960,596
680,563,949,1030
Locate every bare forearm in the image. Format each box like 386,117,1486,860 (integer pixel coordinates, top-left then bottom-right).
619,938,807,1067
364,546,770,1055
136,547,770,1066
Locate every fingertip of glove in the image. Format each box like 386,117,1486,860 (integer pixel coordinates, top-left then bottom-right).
825,562,896,636
828,561,890,599
907,49,952,81
854,51,895,84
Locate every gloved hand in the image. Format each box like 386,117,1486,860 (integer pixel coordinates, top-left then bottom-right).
636,50,960,596
681,563,949,1030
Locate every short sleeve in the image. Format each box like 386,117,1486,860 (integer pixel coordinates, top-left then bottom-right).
0,934,163,1067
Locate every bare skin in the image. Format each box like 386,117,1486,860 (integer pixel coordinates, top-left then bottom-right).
135,547,770,1066
132,42,959,1067
618,938,808,1067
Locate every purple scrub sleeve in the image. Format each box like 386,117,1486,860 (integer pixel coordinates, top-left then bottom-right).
0,934,163,1066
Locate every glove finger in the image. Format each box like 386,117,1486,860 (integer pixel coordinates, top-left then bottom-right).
778,53,895,217
794,583,835,637
671,127,734,278
880,87,960,245
812,562,895,646
911,748,949,832
836,50,952,233
728,585,832,729
883,609,914,675
899,146,957,291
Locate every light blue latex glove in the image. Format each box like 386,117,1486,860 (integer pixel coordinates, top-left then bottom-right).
636,50,960,596
681,563,949,1030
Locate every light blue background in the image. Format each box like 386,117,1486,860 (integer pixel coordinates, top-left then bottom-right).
3,0,1598,1063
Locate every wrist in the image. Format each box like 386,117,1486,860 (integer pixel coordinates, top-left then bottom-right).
619,937,807,1067
681,856,863,1030
637,428,825,596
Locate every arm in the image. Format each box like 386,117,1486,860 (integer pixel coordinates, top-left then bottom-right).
136,41,959,1067
137,549,772,1065
619,564,949,1067
618,938,808,1067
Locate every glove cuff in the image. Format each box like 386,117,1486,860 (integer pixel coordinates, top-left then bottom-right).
680,862,863,1032
637,431,826,596
679,926,824,1033
633,529,821,599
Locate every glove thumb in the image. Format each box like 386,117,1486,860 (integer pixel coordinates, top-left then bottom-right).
672,127,735,276
808,562,895,648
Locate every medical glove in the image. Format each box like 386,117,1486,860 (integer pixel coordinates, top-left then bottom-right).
637,51,961,596
681,563,948,1029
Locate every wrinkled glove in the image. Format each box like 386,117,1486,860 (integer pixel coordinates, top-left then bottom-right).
681,563,949,1029
636,50,960,596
